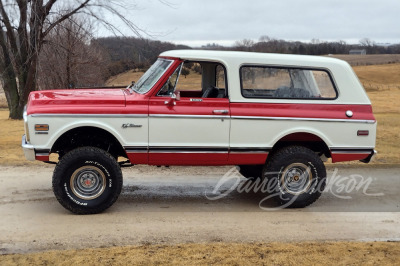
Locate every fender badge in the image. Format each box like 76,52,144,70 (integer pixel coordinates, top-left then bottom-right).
122,123,142,128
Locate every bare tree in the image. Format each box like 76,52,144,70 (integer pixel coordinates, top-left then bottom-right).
0,0,142,119
359,38,375,47
258,35,272,43
38,17,108,89
234,39,255,51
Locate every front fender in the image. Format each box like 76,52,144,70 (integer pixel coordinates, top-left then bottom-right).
27,115,148,150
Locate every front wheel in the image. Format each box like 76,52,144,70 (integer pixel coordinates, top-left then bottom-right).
263,146,326,208
52,147,123,214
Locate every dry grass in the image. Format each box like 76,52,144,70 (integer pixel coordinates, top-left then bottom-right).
352,64,400,164
176,70,202,91
105,70,144,87
1,242,399,265
329,54,400,66
354,63,400,92
0,109,42,166
374,113,400,164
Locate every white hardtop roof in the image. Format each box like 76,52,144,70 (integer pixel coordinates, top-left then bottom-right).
160,49,371,105
160,49,348,68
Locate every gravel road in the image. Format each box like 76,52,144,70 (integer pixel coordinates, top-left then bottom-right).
0,165,399,254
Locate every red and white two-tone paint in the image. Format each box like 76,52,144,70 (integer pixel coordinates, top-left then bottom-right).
22,50,376,214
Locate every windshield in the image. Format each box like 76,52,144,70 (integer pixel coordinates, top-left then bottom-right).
131,58,173,94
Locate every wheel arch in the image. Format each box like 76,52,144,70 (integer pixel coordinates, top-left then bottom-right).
51,124,126,158
270,129,332,158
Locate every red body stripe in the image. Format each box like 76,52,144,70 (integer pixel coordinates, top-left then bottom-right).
228,153,269,165
230,103,375,121
148,153,228,166
126,152,268,165
35,155,50,161
126,153,148,165
331,153,370,163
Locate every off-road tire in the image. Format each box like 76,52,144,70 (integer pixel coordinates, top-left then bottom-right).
52,147,123,214
263,145,326,208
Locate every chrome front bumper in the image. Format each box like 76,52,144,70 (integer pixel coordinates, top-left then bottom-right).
22,135,35,161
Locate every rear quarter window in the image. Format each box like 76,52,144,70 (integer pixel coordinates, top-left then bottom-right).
240,66,337,99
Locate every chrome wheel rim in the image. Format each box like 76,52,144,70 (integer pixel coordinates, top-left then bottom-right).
280,163,312,195
70,166,106,200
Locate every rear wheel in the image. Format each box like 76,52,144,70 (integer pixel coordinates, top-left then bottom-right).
263,146,326,208
52,147,123,214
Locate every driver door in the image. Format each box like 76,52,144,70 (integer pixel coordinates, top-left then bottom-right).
148,63,230,165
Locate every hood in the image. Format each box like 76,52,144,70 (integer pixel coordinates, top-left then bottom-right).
27,89,126,115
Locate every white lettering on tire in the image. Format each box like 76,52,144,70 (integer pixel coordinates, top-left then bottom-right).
64,183,87,206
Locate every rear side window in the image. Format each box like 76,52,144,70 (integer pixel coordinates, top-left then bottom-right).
240,66,337,99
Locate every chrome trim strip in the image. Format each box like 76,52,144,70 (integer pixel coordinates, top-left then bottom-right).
330,147,375,154
150,146,229,152
124,146,231,153
230,151,269,154
124,146,272,154
36,153,50,156
124,146,148,153
330,147,375,151
150,114,228,119
149,146,228,149
230,147,271,153
331,151,372,154
31,114,148,118
149,151,227,154
125,150,148,153
29,113,375,124
231,115,376,124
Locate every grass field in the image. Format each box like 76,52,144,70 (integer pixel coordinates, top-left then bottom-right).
1,242,399,265
352,64,400,164
329,54,400,66
106,70,144,87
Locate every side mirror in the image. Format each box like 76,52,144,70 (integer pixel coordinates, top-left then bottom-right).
164,91,180,106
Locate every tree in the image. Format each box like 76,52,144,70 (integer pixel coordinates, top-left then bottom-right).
38,17,108,89
0,0,141,119
180,67,190,78
258,35,272,43
359,38,375,47
234,39,255,51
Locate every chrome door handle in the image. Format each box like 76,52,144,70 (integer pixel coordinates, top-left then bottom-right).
213,110,229,114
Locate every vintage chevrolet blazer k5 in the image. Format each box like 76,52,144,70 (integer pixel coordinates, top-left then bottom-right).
22,50,377,214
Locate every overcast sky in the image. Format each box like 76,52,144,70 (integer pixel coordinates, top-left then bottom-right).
99,0,400,47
